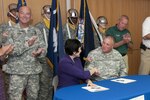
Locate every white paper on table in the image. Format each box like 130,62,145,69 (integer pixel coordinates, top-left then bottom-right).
129,95,145,100
111,78,136,84
82,85,109,92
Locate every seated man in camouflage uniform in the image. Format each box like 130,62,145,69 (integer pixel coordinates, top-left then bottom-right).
2,6,46,100
84,36,128,81
35,5,53,100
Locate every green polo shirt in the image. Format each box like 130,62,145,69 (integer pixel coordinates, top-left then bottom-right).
106,25,130,55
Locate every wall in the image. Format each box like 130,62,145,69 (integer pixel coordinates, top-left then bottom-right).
1,0,150,75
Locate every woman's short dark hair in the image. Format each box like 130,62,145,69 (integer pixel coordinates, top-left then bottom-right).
65,39,81,55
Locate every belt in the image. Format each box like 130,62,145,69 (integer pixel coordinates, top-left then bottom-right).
121,53,126,56
146,46,150,50
140,43,150,51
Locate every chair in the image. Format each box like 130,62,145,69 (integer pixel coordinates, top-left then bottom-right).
52,75,58,92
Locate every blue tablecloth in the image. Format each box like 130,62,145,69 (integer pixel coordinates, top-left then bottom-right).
54,75,150,100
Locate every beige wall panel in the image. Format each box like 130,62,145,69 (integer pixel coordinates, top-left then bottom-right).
128,49,141,75
28,0,66,25
0,0,17,23
60,0,66,24
0,0,3,23
27,0,51,25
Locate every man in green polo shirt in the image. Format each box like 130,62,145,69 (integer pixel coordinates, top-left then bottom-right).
106,15,132,68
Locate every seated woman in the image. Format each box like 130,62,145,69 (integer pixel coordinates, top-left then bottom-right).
57,39,97,89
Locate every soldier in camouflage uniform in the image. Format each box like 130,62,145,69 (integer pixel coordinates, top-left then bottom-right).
94,16,108,48
96,16,108,38
0,43,14,100
84,36,127,81
2,6,46,100
0,34,14,100
63,9,87,65
35,5,53,100
0,32,14,100
0,3,18,100
0,3,18,35
0,68,6,100
63,8,79,42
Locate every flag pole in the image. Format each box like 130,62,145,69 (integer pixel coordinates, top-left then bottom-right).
66,0,71,11
89,11,103,44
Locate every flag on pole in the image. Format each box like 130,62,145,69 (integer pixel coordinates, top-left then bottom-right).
47,0,64,76
83,0,95,57
58,5,65,60
77,0,95,66
17,0,27,10
79,0,84,19
77,0,85,43
78,0,95,58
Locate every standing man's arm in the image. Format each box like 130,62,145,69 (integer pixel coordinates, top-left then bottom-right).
143,34,150,39
142,17,150,40
32,28,47,58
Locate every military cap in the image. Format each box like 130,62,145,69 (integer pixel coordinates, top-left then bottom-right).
8,3,17,11
42,5,51,14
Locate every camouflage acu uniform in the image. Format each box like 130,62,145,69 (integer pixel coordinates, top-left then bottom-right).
35,22,53,100
63,23,100,48
0,22,15,100
93,32,101,48
94,28,107,48
0,21,16,35
0,23,9,34
0,33,6,100
63,23,78,42
0,23,12,43
84,47,127,81
0,69,6,100
2,23,46,100
0,26,3,50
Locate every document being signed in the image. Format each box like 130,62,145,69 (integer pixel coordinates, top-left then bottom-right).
82,85,109,92
111,78,136,84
